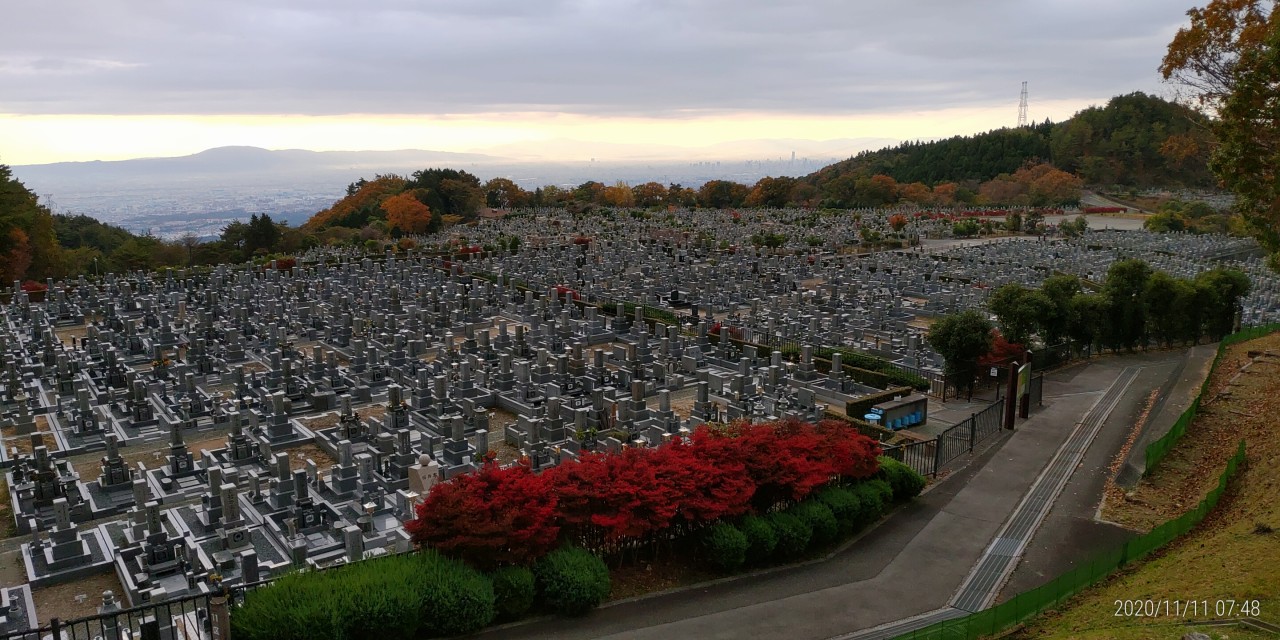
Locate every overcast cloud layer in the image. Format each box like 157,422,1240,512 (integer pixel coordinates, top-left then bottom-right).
2,0,1191,117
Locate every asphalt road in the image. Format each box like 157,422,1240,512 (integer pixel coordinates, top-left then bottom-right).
482,350,1200,640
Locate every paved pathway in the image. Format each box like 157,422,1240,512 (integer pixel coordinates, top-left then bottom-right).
483,351,1197,640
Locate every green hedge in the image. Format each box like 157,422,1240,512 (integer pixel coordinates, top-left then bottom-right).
766,512,813,558
534,547,612,616
788,501,839,547
230,551,495,640
490,565,536,620
814,486,863,535
877,457,926,502
738,514,779,561
851,480,892,527
702,522,750,570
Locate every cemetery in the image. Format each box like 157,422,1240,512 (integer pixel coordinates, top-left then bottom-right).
0,205,1277,637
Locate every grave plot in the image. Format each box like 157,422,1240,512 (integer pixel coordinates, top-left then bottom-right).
0,211,1276,629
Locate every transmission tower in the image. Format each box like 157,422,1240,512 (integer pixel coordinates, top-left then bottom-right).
1017,81,1029,127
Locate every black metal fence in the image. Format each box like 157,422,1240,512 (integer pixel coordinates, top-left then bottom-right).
0,581,270,640
882,398,1005,477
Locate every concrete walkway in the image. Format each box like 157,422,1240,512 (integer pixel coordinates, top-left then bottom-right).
999,345,1218,600
483,352,1194,640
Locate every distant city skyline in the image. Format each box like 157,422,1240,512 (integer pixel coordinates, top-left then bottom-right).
2,1,1194,165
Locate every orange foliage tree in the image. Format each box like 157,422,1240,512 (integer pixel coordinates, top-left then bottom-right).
3,228,32,283
898,181,933,205
304,175,407,231
601,181,636,207
382,191,433,235
931,182,959,205
1160,0,1277,111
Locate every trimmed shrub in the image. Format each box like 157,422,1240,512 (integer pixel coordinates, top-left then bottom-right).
867,478,894,507
766,511,813,559
229,551,494,640
702,522,750,570
788,500,838,547
738,514,778,561
490,566,536,620
417,553,496,637
814,486,862,535
878,457,926,502
851,480,891,527
534,547,611,615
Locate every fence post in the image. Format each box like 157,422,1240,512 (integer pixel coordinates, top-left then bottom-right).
1003,362,1019,430
49,618,60,640
141,616,161,640
968,414,977,452
932,436,943,477
210,592,231,640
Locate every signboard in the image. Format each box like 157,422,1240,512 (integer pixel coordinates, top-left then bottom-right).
1017,363,1032,397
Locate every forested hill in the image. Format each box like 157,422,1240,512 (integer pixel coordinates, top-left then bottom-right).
807,92,1214,191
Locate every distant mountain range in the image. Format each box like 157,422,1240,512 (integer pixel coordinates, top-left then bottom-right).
469,137,895,162
13,146,504,185
9,139,886,235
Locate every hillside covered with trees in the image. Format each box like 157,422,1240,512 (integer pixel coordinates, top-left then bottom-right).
808,92,1214,197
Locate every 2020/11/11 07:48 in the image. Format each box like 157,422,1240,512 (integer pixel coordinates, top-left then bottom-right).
1114,599,1263,618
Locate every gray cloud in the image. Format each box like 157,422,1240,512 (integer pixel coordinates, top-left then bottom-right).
0,0,1193,116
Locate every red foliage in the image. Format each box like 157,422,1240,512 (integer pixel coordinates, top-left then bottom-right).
406,419,880,565
552,285,582,301
1082,206,1125,214
20,280,46,293
274,257,296,271
572,236,592,245
689,418,879,507
405,463,559,569
707,322,744,341
978,329,1029,366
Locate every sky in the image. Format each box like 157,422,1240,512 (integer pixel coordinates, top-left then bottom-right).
0,0,1197,165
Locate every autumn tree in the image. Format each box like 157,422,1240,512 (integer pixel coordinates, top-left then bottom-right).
382,191,433,235
1160,0,1277,111
406,168,483,219
0,165,63,280
697,180,750,209
1162,1,1280,258
859,174,900,207
572,181,606,204
1210,21,1280,253
666,183,699,207
601,181,636,207
898,181,933,205
304,175,407,231
931,182,959,205
3,228,32,283
744,176,797,208
405,464,559,569
482,177,529,209
631,182,668,207
887,213,909,233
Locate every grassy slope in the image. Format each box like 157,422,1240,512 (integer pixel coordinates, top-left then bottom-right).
1014,332,1280,640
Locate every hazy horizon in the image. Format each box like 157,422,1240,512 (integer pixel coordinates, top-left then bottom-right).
1,1,1192,165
